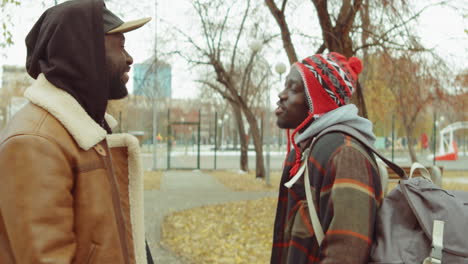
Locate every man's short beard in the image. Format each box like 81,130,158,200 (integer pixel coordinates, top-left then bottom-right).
106,58,128,99
108,71,128,99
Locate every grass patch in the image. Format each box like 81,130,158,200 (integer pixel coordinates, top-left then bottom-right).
209,170,468,192
386,170,468,192
207,170,282,192
442,170,468,191
144,170,163,190
441,170,468,178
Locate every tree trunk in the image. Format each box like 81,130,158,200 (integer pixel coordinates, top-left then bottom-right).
333,34,368,118
242,107,265,179
404,123,418,163
352,81,368,118
232,103,248,171
360,0,370,65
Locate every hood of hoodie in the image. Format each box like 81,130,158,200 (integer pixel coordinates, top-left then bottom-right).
25,0,123,132
295,104,376,145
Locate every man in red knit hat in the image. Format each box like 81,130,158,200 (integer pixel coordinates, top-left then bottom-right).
270,52,383,263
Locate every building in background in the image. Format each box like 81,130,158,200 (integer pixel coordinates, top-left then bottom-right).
0,66,33,128
133,57,172,99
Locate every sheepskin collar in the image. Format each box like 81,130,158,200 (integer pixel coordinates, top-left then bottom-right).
24,73,117,151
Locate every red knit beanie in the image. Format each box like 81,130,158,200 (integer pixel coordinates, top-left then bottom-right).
287,52,363,177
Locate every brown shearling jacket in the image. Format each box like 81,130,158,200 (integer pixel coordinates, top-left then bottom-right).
0,74,147,264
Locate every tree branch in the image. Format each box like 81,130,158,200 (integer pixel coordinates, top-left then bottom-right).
265,0,298,63
281,0,288,13
216,4,233,61
193,1,215,56
196,80,236,103
230,0,251,73
240,51,258,99
311,0,334,50
316,42,326,54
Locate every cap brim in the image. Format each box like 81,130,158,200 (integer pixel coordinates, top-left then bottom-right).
107,17,151,34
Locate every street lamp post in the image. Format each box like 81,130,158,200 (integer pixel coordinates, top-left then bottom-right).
214,112,218,169
431,89,443,165
265,80,272,185
274,62,286,184
218,119,223,150
391,114,395,162
152,0,158,171
275,63,287,80
438,116,445,156
433,113,437,165
223,114,228,147
249,40,262,54
249,40,273,183
457,87,466,156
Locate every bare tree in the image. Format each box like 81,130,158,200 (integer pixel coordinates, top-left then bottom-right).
172,0,275,178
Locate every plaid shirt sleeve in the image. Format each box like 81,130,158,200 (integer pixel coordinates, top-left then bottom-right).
318,136,382,263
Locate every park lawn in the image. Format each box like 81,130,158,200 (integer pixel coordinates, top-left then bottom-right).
440,170,468,178
162,170,468,264
209,170,468,192
438,170,468,190
207,170,282,192
386,170,468,191
143,170,163,190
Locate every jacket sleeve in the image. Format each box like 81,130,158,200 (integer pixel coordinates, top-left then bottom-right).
0,135,76,263
319,145,380,264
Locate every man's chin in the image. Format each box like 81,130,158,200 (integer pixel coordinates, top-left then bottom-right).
109,83,129,99
276,119,298,130
121,72,129,84
276,119,288,129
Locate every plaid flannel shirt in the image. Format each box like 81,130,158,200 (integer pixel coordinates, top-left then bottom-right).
271,132,383,264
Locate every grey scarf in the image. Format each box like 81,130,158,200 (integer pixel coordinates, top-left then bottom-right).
295,104,376,145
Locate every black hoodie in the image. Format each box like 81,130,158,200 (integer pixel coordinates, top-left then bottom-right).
25,0,114,132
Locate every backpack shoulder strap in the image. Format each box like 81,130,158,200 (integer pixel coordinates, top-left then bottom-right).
304,159,325,245
314,124,407,179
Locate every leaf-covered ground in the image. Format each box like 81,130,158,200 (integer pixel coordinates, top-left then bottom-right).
208,170,282,192
162,197,277,264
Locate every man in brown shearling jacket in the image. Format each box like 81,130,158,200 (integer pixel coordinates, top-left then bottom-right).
0,1,152,263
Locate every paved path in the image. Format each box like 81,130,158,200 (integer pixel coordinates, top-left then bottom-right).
144,170,277,263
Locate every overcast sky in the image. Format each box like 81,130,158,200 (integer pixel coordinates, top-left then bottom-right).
1,0,467,99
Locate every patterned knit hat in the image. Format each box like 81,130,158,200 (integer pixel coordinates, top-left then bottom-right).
287,52,363,177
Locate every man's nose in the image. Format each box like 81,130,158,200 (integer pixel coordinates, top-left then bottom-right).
125,50,133,65
278,90,287,100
